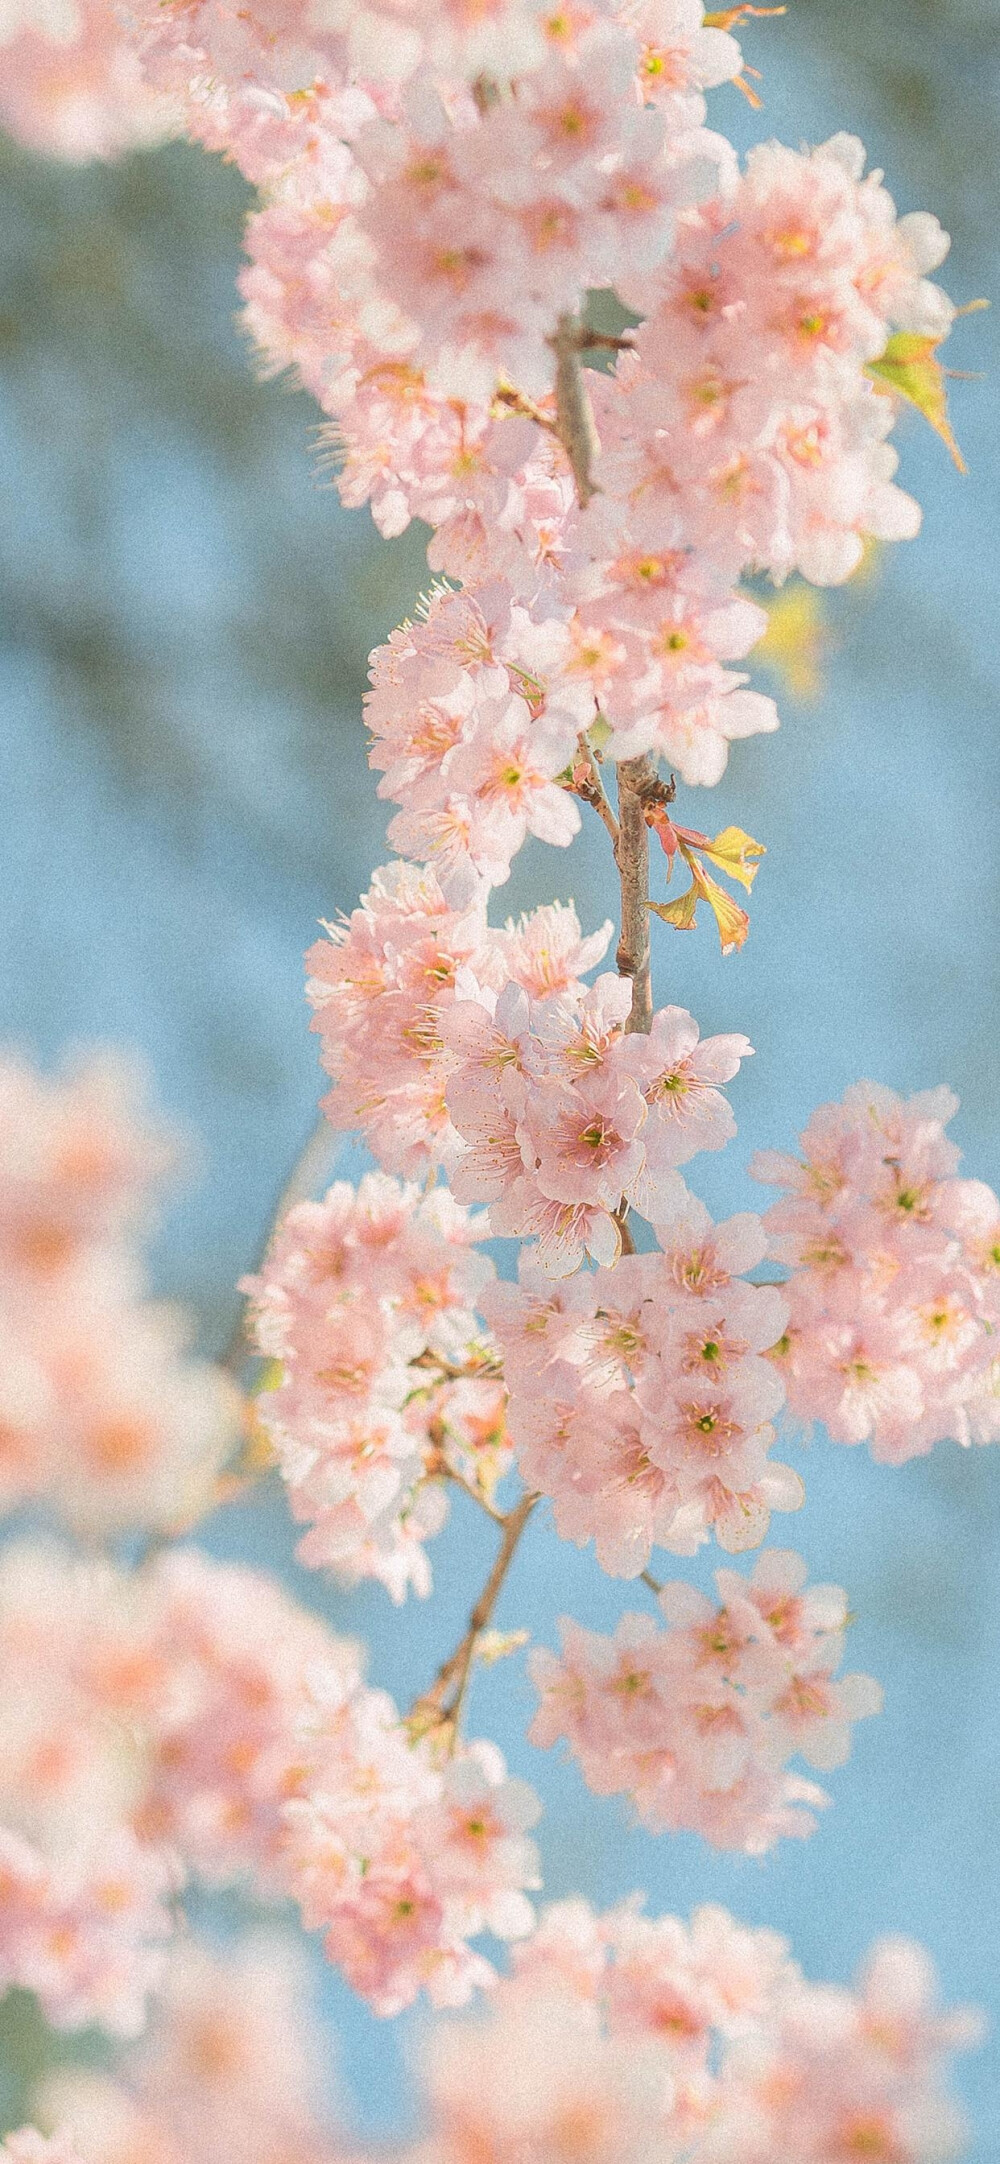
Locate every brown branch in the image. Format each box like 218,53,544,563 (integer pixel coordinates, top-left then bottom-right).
641,1568,663,1597
571,741,620,846
614,755,657,1036
426,1450,506,1526
550,314,601,507
613,1204,636,1257
576,329,636,353
409,1490,540,1745
494,382,559,435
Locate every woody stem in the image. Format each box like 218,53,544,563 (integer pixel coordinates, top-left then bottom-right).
615,755,656,1036
411,1490,540,1736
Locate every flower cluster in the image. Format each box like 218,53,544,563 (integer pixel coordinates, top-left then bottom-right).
244,1171,508,1599
0,1052,240,1537
307,869,608,1183
0,0,953,893
448,985,751,1273
0,1824,174,2038
0,0,176,160
421,1898,979,2164
529,1549,882,1851
2,2137,89,2164
366,588,590,890
0,1540,541,2029
307,880,753,1276
287,1704,540,2016
483,1187,800,1562
753,1081,1000,1462
40,1933,350,2164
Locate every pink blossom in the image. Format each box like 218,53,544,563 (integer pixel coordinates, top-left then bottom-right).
242,1172,508,1597
0,0,177,158
428,1898,978,2164
752,1082,1000,1463
483,1199,799,1567
529,1550,881,1851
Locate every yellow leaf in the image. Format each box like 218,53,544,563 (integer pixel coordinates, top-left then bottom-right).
701,825,766,893
865,331,967,473
588,714,612,754
650,860,751,955
753,580,830,702
649,882,700,933
690,859,751,955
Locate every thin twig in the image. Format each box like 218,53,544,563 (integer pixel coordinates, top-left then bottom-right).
613,1205,636,1257
494,383,559,434
641,1568,663,1597
572,740,620,845
576,329,636,353
436,1461,506,1526
409,1491,540,1744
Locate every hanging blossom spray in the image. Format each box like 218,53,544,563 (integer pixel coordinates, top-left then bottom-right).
0,2,991,2159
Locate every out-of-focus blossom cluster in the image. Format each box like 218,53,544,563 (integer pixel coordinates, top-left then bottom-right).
242,1171,509,1601
40,1933,353,2164
529,1549,881,1851
27,1902,983,2164
0,1052,240,1539
418,1897,979,2164
483,1187,800,1564
2,2136,90,2164
0,1540,541,2030
753,1081,1000,1463
0,0,176,158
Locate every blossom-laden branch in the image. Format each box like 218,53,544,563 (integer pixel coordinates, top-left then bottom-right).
0,0,991,2108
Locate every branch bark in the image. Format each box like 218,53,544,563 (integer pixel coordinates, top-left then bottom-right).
409,1490,539,1743
615,755,656,1035
551,314,601,507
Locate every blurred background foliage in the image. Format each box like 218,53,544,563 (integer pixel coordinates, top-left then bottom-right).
1,0,1000,2153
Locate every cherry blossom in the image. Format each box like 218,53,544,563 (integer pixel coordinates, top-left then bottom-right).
446,986,752,1272
528,1549,880,1850
420,1898,978,2164
0,0,176,158
242,1172,509,1598
752,1082,1000,1462
40,1933,350,2164
0,1052,240,1534
483,1188,800,1564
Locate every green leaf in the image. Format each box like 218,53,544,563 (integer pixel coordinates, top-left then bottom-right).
588,714,612,754
866,331,966,473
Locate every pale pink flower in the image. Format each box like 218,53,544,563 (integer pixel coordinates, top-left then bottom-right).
243,1172,506,1597
529,1550,880,1850
753,1081,1000,1464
